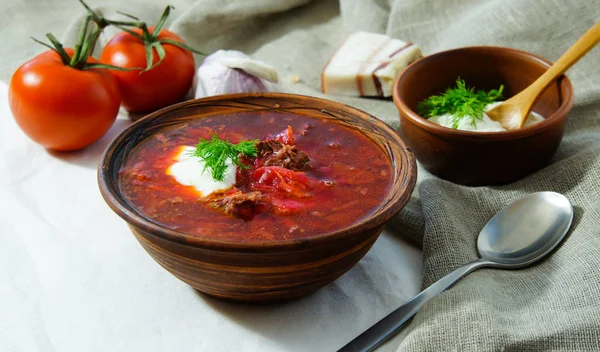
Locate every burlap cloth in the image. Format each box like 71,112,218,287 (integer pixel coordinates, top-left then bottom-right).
2,0,599,351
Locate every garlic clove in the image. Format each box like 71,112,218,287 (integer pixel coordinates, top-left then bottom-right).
220,58,279,83
195,50,281,99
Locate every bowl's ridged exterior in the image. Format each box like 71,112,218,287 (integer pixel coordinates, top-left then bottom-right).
131,225,383,302
99,93,416,303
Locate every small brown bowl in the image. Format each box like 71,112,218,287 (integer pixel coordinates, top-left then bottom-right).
98,93,416,303
393,46,573,186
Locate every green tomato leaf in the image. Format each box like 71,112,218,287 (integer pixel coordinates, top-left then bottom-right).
44,34,72,65
116,10,140,21
158,38,208,56
150,42,166,69
114,25,145,41
83,63,143,71
151,5,174,39
31,37,69,65
144,41,154,72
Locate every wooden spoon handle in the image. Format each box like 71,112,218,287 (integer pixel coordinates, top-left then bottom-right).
521,21,600,100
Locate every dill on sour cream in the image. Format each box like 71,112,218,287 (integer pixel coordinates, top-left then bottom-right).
418,78,543,132
188,134,258,181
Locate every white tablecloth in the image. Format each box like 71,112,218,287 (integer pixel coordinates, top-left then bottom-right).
0,81,423,352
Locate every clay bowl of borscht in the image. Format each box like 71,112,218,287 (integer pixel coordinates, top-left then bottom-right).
98,93,416,303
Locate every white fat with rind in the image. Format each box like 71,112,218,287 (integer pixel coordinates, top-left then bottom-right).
428,102,545,132
322,31,422,97
167,146,236,197
220,58,279,83
374,45,422,96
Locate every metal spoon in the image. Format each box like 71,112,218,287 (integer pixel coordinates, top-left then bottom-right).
487,21,599,130
339,191,573,352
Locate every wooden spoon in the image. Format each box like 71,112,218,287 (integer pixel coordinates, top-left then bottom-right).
487,21,600,130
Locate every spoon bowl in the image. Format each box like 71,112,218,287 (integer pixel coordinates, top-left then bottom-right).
478,192,573,266
339,192,573,352
485,103,522,130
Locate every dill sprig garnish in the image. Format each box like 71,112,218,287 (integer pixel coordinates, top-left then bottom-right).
188,134,258,181
417,78,504,129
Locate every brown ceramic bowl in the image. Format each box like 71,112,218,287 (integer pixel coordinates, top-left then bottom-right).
98,93,416,303
393,46,573,185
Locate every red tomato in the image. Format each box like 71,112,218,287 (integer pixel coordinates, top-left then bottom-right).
251,166,311,198
9,49,120,151
100,27,195,113
272,126,295,145
267,196,314,215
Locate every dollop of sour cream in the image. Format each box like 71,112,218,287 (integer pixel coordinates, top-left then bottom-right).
428,102,544,132
167,146,236,197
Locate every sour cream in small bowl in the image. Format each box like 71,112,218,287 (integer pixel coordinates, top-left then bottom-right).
393,46,573,186
428,101,544,132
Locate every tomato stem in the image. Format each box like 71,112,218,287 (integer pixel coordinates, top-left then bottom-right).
31,1,206,72
75,28,99,69
31,24,140,71
79,2,208,70
77,0,109,29
108,4,207,71
70,15,92,67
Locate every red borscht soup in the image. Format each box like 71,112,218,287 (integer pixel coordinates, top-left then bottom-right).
118,111,393,242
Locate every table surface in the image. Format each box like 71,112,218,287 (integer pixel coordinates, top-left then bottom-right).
0,82,423,352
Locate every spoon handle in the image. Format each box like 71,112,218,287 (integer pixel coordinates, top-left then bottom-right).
337,259,491,352
515,21,600,111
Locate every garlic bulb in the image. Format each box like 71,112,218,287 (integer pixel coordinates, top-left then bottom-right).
195,50,280,98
